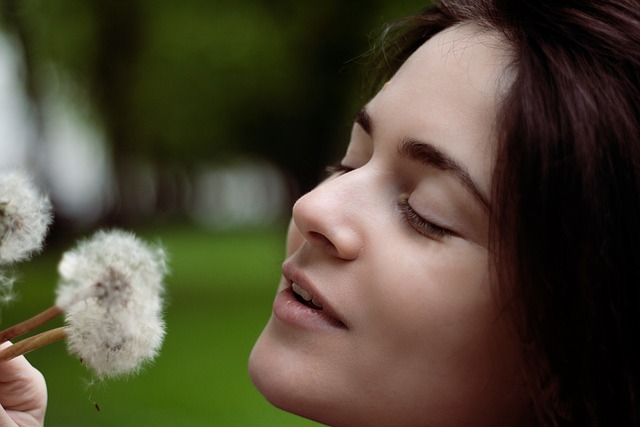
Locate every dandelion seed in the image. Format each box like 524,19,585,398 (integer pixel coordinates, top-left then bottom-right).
0,271,16,305
0,170,52,264
0,269,17,313
56,229,167,378
84,376,103,411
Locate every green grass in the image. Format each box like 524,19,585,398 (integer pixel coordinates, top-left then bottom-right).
1,224,320,427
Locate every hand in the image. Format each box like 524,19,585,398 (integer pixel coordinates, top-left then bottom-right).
0,343,46,427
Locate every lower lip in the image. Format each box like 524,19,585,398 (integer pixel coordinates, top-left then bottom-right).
273,288,346,332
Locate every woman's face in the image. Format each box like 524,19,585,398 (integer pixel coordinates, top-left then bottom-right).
250,25,529,426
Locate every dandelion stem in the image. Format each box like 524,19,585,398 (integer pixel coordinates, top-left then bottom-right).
0,305,63,343
0,326,66,361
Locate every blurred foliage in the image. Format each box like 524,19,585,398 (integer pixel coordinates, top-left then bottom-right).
0,0,428,225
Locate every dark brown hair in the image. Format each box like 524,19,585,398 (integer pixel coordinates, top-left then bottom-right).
371,1,640,425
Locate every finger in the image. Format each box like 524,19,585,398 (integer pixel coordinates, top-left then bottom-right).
0,342,37,384
0,342,47,423
0,406,18,427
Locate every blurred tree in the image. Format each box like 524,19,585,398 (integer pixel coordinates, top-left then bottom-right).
0,0,428,228
0,0,44,142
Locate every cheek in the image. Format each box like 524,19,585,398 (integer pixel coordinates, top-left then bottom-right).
346,244,526,423
366,242,493,335
358,243,515,388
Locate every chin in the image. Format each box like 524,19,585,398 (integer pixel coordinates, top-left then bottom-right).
249,324,306,410
248,322,343,426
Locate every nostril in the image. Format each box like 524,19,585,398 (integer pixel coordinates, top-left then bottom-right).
308,231,335,251
307,230,361,260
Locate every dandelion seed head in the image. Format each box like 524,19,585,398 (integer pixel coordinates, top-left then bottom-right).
56,229,167,309
56,229,167,378
65,298,165,378
0,170,52,264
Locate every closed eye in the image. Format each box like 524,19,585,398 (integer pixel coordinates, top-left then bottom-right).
397,196,453,240
325,163,355,177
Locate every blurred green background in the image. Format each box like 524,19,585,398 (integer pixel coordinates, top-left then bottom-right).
4,225,301,426
0,0,427,425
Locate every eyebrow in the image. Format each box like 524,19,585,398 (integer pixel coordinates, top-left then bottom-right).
354,107,490,210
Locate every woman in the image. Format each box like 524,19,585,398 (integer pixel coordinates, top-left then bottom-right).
250,0,640,425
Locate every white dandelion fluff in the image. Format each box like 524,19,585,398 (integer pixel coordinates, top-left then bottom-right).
0,270,16,306
0,229,169,382
56,229,168,378
0,170,52,265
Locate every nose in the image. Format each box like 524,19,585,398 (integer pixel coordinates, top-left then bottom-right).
291,178,363,261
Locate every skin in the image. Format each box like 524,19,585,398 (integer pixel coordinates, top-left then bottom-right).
0,343,47,427
249,25,530,426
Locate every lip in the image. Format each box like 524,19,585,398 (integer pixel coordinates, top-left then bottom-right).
272,262,347,331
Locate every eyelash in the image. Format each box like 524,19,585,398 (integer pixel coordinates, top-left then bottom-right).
324,163,452,240
325,163,354,176
397,196,452,240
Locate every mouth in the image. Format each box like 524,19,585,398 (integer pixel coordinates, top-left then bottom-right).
291,282,324,310
275,262,348,330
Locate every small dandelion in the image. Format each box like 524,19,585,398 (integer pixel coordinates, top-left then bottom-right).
0,229,168,379
0,170,52,265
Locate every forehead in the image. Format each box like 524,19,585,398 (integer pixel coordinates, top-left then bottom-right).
392,23,512,104
366,24,512,197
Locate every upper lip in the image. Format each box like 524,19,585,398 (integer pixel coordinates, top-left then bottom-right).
282,260,347,328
